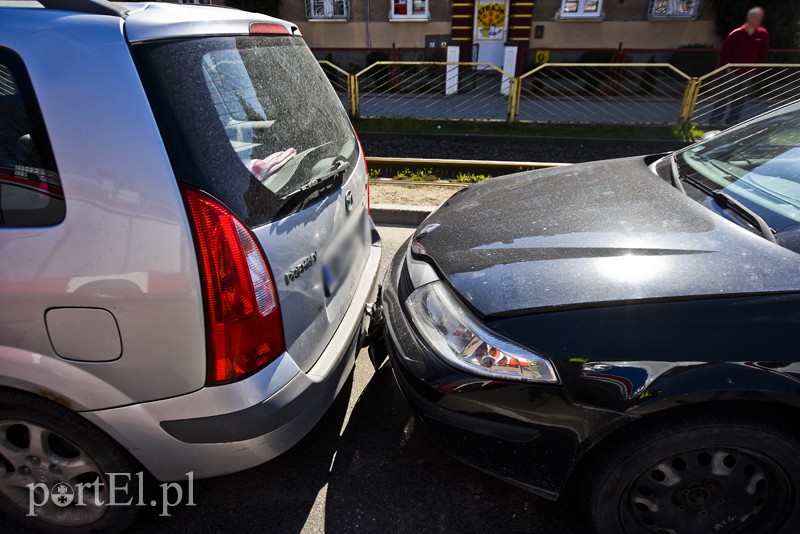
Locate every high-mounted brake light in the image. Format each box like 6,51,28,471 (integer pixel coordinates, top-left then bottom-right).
182,186,285,386
250,22,291,35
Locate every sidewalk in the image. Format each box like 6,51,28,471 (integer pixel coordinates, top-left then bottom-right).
370,181,463,226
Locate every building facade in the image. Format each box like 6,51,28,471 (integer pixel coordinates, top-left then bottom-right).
527,0,717,49
281,0,719,55
280,1,454,50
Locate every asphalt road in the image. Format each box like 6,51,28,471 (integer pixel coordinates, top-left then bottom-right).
8,226,590,534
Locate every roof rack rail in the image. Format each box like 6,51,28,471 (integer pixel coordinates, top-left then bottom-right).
38,0,129,18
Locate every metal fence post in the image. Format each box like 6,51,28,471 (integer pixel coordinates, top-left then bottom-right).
679,77,701,126
507,77,522,123
349,74,360,118
506,77,514,122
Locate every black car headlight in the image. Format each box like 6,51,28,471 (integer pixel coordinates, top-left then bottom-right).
406,281,558,383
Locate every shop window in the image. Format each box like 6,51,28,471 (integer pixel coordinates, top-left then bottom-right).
390,0,429,20
558,0,603,19
648,0,702,19
305,0,350,20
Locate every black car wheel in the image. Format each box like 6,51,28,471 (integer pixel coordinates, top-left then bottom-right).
583,405,800,534
0,390,140,534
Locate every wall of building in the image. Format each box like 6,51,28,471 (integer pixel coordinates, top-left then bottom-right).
529,0,720,48
293,20,454,48
532,0,715,22
282,0,453,48
276,0,720,50
527,20,718,48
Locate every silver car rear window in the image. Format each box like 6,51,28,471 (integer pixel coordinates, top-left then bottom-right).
134,35,358,226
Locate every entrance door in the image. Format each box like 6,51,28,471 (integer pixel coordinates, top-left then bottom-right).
474,0,510,69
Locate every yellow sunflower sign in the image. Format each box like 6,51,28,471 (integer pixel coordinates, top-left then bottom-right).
476,1,506,41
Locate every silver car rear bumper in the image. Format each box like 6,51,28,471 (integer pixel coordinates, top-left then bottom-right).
81,236,381,481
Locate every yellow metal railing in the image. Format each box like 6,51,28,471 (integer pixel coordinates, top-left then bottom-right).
319,59,800,132
354,61,516,121
690,64,800,126
318,60,352,110
516,63,690,125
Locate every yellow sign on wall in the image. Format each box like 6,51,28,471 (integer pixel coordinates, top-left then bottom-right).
476,2,506,41
534,50,551,64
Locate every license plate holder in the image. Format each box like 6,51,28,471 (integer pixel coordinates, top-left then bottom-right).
322,227,363,297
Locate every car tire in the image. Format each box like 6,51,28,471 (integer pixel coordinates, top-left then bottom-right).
0,389,140,534
582,404,800,534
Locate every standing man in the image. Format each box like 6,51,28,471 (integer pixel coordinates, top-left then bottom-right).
712,7,769,125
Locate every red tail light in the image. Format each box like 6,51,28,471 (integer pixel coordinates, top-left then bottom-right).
181,186,285,386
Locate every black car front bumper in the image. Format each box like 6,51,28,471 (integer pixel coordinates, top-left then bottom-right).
382,244,633,499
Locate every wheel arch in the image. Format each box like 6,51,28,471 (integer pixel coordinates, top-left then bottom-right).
0,346,136,412
565,397,800,494
0,381,155,478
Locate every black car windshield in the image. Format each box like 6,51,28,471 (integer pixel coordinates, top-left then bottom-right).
134,35,358,226
676,102,800,232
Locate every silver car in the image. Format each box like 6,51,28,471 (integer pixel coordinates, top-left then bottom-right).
0,1,381,531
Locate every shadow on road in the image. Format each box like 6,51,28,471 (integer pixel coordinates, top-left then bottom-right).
323,365,590,534
130,363,590,533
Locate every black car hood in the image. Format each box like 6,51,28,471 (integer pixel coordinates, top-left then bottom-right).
413,156,800,317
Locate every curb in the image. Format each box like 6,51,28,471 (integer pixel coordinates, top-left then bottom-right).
369,178,467,187
358,131,689,151
370,203,436,226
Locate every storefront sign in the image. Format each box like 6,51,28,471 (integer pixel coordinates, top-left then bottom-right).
476,1,506,41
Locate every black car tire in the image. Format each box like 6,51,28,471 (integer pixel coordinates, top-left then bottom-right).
582,404,800,534
0,389,140,534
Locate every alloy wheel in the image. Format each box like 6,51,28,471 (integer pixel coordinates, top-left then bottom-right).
0,419,108,525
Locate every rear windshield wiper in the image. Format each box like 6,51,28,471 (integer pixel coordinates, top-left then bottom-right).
280,159,351,201
681,174,777,243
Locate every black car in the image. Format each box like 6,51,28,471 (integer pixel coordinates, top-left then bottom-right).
379,103,800,534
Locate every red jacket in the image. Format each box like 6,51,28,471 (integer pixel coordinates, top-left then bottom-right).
718,25,770,66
